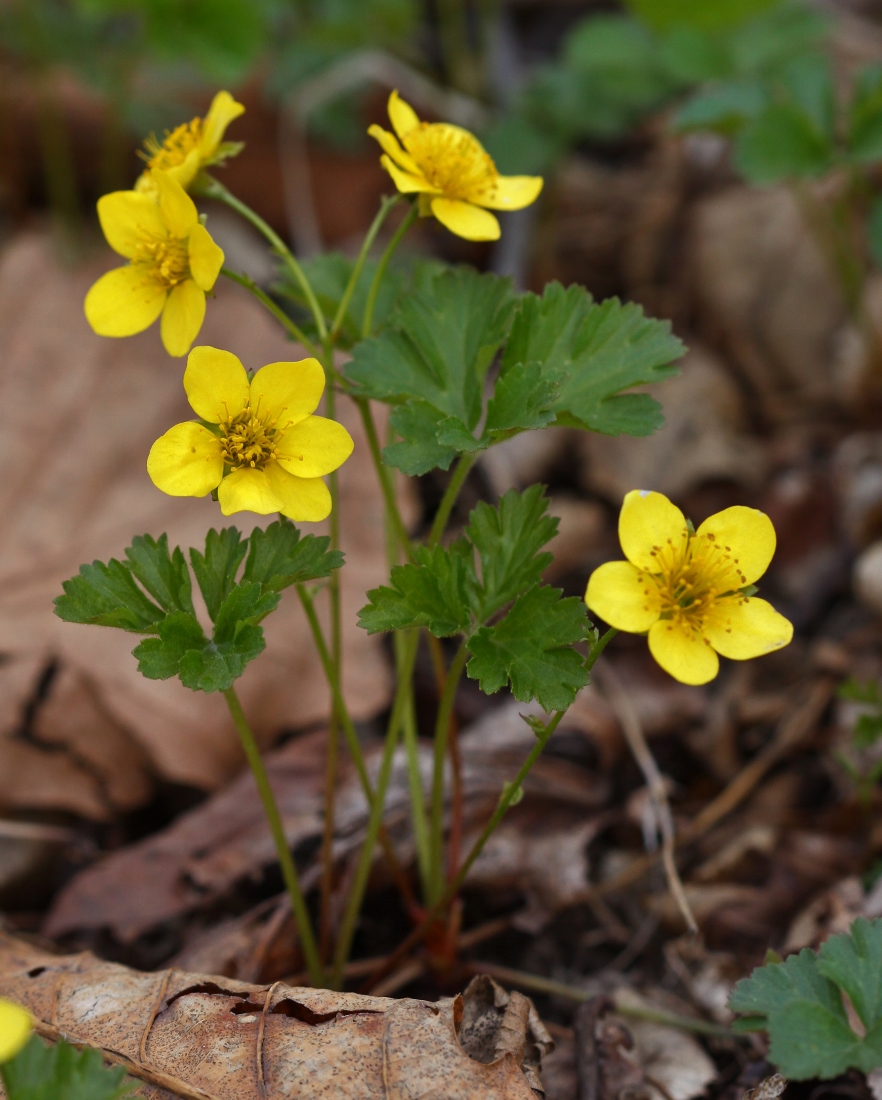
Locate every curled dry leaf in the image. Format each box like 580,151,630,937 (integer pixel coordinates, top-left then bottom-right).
0,932,547,1100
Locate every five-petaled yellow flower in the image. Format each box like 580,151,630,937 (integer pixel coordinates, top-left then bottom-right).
148,347,354,522
586,490,793,686
368,90,543,242
0,998,32,1064
136,90,245,194
85,170,224,358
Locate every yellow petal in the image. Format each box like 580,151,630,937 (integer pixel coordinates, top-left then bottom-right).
152,169,198,238
218,467,282,516
200,90,245,158
694,505,776,588
266,462,332,522
184,346,249,423
161,280,205,357
0,998,32,1064
276,415,354,478
379,154,437,194
472,174,544,211
702,596,793,661
367,124,420,175
430,197,500,241
188,222,224,291
388,89,420,140
248,358,326,430
585,560,660,633
84,265,166,337
147,422,224,497
648,620,719,685
96,191,165,258
618,490,689,573
167,147,203,191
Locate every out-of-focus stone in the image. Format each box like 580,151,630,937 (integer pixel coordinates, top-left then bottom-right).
690,186,846,418
834,432,882,546
854,540,882,614
578,345,765,502
543,496,607,581
479,427,572,496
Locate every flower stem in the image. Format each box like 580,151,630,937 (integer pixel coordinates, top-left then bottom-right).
428,641,469,905
223,686,322,987
586,626,618,674
220,268,319,358
331,631,420,987
427,453,476,549
199,175,328,340
330,194,402,341
362,204,420,339
355,397,416,563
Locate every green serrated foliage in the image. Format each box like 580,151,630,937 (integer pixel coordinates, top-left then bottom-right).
849,65,882,162
345,267,515,473
467,584,590,712
384,403,459,475
503,283,685,437
359,544,475,637
729,917,882,1079
242,520,343,592
132,612,209,682
626,0,779,33
485,360,562,434
1,1035,131,1100
125,534,194,616
189,528,248,621
54,559,164,634
466,486,558,620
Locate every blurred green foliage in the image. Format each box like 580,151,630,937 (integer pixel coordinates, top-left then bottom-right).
1,1035,132,1100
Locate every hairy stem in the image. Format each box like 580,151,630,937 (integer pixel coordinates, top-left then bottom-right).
428,640,468,904
221,269,319,357
355,397,416,563
362,204,420,338
427,453,476,548
223,686,322,987
331,194,401,341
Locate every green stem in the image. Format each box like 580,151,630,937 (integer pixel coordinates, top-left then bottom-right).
221,268,319,357
223,686,322,986
362,204,420,338
428,642,469,904
402,661,431,898
355,397,416,563
330,194,401,340
427,453,476,548
586,627,618,675
332,631,420,986
200,175,328,340
466,962,732,1038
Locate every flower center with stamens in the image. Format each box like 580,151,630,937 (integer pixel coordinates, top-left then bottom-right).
640,534,746,631
404,124,498,200
141,119,203,172
220,405,280,471
133,234,191,288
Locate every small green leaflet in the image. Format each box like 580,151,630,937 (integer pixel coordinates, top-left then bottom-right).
359,488,589,709
1,1035,132,1100
467,584,590,712
55,521,343,694
729,917,882,1080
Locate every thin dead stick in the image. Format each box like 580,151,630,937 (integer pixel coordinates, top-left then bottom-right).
593,676,834,900
593,663,697,935
33,1020,220,1100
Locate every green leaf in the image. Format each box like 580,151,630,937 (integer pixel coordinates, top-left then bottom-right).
1,1035,132,1100
213,582,280,639
673,81,767,134
625,0,779,32
345,267,515,472
125,534,194,616
359,544,475,637
485,361,562,434
189,528,248,622
502,283,684,437
868,196,882,269
466,486,558,620
850,65,882,162
735,101,834,184
729,920,882,1079
467,584,590,711
242,520,343,592
132,612,209,682
54,559,164,633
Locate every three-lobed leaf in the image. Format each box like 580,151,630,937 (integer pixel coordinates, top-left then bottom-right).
54,559,165,634
729,917,882,1080
359,544,475,637
243,520,343,593
189,527,247,621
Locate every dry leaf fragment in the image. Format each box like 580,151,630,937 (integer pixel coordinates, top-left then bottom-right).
0,932,544,1100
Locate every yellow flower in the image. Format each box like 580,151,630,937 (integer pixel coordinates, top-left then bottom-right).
585,490,793,686
135,90,245,193
368,90,543,242
147,347,354,521
84,170,224,358
0,998,32,1064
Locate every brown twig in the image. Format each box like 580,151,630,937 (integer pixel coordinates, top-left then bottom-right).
593,663,698,935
